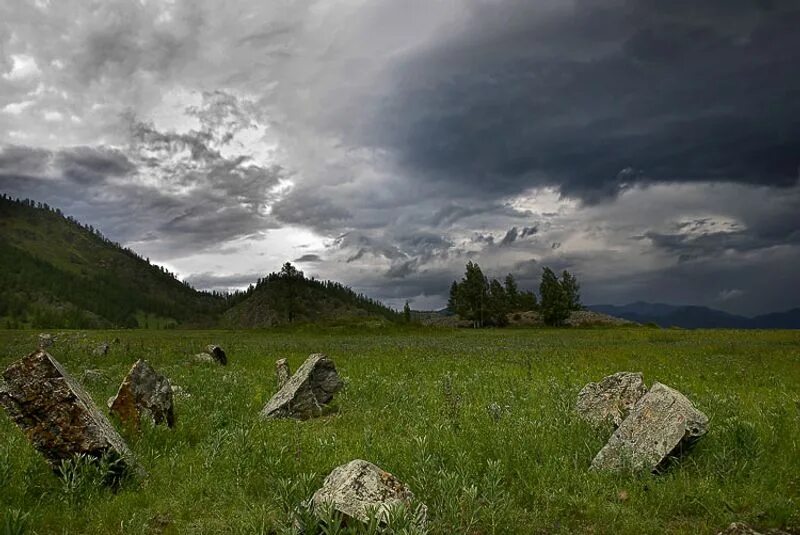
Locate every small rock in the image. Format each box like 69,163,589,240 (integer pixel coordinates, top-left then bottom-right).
576,371,647,427
171,384,190,399
0,350,143,478
591,382,708,472
204,344,227,365
93,342,110,357
311,459,427,526
82,368,109,383
716,522,790,535
109,359,175,430
38,333,54,349
276,358,291,388
260,353,342,419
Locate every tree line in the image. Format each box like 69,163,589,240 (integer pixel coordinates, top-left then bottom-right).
447,261,581,327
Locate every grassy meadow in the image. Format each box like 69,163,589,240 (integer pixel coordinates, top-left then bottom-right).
0,327,798,534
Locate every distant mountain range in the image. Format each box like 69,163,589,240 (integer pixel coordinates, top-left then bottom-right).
587,302,800,329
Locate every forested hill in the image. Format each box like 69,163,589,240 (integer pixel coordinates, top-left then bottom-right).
0,196,401,329
222,263,402,327
0,196,227,328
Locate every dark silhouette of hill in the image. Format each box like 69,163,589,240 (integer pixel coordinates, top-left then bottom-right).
222,263,401,327
588,302,800,329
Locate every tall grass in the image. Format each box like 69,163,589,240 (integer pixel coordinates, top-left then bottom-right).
0,327,798,534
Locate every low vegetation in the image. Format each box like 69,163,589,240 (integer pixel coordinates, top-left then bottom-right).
1,327,797,534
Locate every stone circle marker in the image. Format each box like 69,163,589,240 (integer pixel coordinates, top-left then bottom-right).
260,353,342,419
0,350,143,478
576,371,647,427
312,459,427,526
108,359,175,430
591,382,708,472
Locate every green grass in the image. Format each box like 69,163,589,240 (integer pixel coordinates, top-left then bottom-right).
0,327,798,534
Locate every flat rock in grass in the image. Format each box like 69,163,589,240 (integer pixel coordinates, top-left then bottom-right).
109,359,175,429
312,459,427,526
276,358,291,388
591,382,708,472
576,371,647,427
0,350,143,478
260,353,342,419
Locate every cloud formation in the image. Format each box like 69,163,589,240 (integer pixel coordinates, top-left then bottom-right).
1,0,799,315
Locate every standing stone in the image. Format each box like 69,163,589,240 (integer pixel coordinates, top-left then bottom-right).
204,344,227,365
591,382,708,472
276,358,291,388
576,371,647,427
38,333,54,349
109,359,175,430
0,350,142,477
312,459,427,526
260,353,342,419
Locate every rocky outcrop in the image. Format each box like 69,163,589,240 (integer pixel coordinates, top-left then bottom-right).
108,359,175,430
576,372,647,427
0,350,142,478
312,459,427,526
276,358,291,388
591,382,708,472
260,353,342,419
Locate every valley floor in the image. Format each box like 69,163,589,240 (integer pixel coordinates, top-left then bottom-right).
0,327,798,534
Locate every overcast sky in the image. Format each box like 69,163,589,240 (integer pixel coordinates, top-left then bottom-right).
2,0,799,315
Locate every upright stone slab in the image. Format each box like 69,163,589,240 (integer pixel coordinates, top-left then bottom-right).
205,344,227,365
0,350,142,477
109,359,175,430
276,358,291,388
260,353,342,419
576,371,647,427
312,459,427,526
591,382,708,472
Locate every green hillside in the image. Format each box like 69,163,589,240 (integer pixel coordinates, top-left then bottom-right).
223,262,402,327
0,196,226,329
0,196,401,329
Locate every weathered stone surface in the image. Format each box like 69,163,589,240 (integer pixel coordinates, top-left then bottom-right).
576,371,647,427
38,333,54,349
93,342,110,357
109,359,175,430
591,382,708,472
260,353,342,419
0,350,142,477
276,358,291,388
312,459,427,526
204,344,227,365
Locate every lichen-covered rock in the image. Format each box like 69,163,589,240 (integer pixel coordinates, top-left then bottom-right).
276,358,291,388
93,342,110,357
576,372,647,427
260,353,342,419
109,359,175,430
204,344,227,365
0,350,143,477
38,333,54,349
312,459,427,526
591,382,708,472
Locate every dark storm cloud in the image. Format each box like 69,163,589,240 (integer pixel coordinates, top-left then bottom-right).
56,147,135,184
361,0,800,202
0,145,52,176
499,225,539,246
294,253,322,263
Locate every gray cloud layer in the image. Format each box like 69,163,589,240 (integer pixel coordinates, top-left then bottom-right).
1,0,799,315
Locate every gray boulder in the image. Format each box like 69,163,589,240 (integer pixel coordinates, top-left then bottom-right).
576,371,647,427
0,350,143,478
591,382,708,472
109,359,175,430
38,333,54,349
93,342,110,357
276,358,291,388
260,353,342,419
311,459,427,526
203,344,227,365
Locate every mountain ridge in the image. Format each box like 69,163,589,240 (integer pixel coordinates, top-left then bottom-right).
588,302,800,329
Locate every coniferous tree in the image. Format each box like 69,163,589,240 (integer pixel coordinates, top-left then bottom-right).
540,267,570,326
403,301,411,323
504,274,519,310
561,270,582,311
